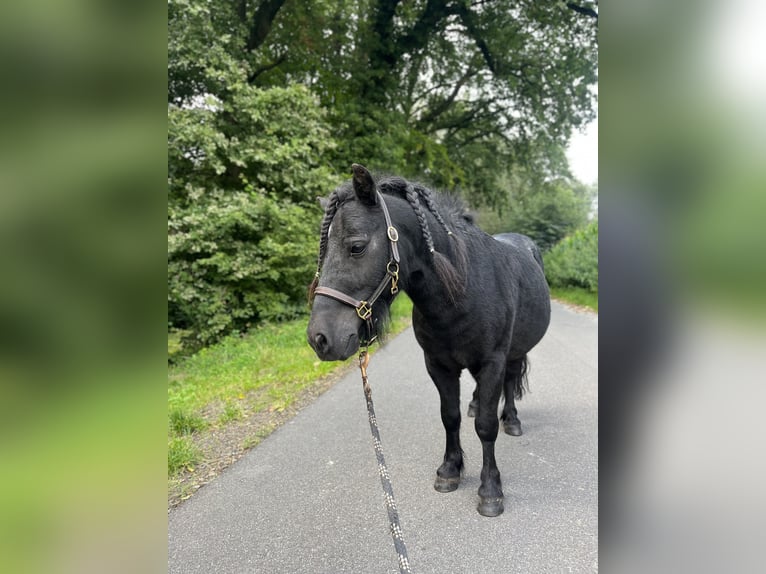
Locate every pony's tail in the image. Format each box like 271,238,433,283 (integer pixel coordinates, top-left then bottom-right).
511,355,530,400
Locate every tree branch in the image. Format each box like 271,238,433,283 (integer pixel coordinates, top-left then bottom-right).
429,100,500,136
394,0,455,60
368,0,401,68
455,3,498,75
417,67,479,128
456,130,494,147
566,2,598,19
247,54,287,83
247,0,288,52
237,0,247,24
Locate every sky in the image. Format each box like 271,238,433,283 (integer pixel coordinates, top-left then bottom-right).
566,115,598,186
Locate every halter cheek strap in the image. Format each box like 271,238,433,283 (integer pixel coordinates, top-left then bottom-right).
313,191,400,344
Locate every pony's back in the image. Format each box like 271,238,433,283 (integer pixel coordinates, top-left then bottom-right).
494,232,544,271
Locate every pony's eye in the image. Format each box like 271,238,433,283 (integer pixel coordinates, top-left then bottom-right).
350,243,367,257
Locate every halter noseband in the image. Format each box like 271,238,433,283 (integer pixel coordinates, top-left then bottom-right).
313,191,401,345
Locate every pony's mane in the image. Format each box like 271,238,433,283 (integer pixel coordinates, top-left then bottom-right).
309,174,468,304
377,176,474,228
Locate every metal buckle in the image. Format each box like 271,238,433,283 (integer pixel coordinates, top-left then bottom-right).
387,261,400,295
387,226,399,242
356,301,372,320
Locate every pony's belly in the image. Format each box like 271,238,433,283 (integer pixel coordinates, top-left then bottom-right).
413,318,497,368
509,296,551,357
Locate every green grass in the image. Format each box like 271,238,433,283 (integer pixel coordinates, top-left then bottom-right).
168,320,349,418
218,402,243,424
167,294,414,484
550,286,598,312
169,408,208,435
168,436,201,474
168,295,413,417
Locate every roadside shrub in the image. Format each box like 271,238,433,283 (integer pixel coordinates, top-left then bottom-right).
168,84,337,350
169,192,321,350
544,220,598,292
476,176,594,251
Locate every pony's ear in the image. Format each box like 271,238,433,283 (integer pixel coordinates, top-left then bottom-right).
317,196,329,211
351,163,377,206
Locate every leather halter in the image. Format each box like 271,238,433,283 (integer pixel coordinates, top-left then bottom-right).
313,191,401,344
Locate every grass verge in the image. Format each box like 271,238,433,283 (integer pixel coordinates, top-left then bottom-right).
549,286,598,312
167,294,414,506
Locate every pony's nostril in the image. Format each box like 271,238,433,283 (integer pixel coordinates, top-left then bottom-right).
314,332,328,352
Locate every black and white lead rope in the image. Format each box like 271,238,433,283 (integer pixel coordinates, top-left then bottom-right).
358,350,413,574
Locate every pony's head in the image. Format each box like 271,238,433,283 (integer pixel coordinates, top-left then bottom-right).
307,164,398,361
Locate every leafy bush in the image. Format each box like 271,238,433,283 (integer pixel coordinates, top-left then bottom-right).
168,84,337,350
476,173,594,251
168,193,320,348
504,178,593,252
544,220,598,292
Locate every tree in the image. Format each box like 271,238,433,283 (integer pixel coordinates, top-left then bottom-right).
507,178,592,251
476,163,595,251
167,0,598,347
170,0,598,202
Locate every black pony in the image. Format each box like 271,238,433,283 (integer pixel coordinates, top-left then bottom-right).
307,164,551,517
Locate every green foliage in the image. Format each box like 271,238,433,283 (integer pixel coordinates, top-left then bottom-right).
168,83,336,207
477,172,594,251
507,179,592,251
168,84,337,348
544,220,599,292
168,190,320,348
167,0,598,352
169,0,597,196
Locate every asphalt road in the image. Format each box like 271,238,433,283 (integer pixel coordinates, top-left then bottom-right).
168,301,598,574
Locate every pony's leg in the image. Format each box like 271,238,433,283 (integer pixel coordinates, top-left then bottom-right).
470,358,505,517
501,358,524,436
425,355,464,493
467,386,479,417
501,394,522,436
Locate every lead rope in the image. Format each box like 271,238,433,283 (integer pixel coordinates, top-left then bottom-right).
358,350,413,574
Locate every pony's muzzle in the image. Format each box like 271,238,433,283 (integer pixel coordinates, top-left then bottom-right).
307,321,360,361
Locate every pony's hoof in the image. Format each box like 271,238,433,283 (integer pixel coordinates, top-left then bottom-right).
477,496,504,517
434,475,460,493
467,402,478,417
477,498,505,517
503,420,523,436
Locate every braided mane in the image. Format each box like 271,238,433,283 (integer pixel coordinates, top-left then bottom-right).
308,175,467,303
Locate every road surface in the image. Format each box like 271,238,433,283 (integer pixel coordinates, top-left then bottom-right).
168,301,598,573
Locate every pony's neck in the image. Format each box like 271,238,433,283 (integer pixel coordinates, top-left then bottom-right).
387,194,461,318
